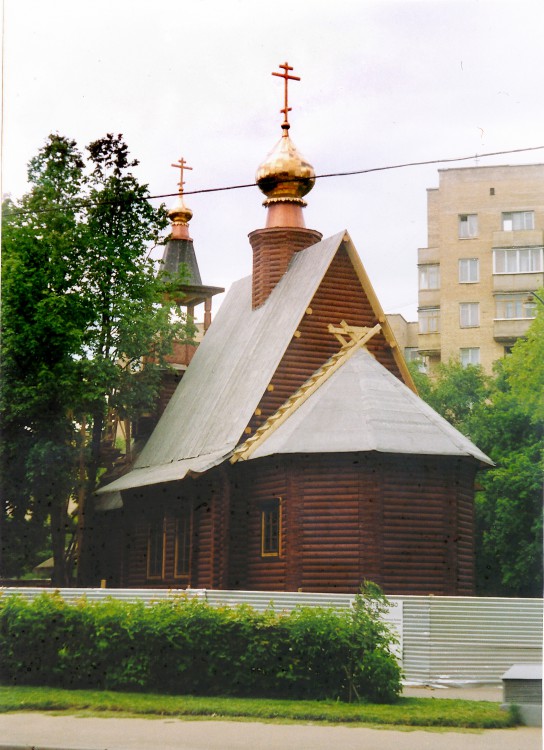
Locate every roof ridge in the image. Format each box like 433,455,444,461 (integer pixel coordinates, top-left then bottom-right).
231,323,381,463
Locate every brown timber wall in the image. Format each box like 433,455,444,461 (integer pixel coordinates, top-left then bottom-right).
108,452,475,595
115,476,224,590
379,456,476,595
228,453,476,596
228,460,288,591
455,465,477,595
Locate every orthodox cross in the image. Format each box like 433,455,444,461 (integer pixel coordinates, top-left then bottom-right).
171,157,192,195
272,61,300,131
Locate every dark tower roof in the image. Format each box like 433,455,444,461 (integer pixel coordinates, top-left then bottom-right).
161,158,224,307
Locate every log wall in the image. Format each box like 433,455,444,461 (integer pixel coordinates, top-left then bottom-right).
227,453,476,596
104,454,475,596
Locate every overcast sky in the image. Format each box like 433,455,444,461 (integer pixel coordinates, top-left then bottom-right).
3,0,544,320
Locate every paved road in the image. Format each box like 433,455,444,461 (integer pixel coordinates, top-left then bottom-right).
0,713,541,750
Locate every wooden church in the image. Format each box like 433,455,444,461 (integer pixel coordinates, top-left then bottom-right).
94,64,491,595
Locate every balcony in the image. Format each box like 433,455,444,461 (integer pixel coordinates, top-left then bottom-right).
418,247,439,264
494,318,533,342
493,272,544,292
417,332,441,355
492,230,544,248
418,289,441,307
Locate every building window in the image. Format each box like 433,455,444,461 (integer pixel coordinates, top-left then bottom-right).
460,348,480,367
502,211,534,231
459,302,479,328
495,294,537,320
459,258,479,283
459,214,478,239
419,307,440,334
147,517,165,579
261,498,282,557
493,247,543,274
419,264,440,290
174,509,192,579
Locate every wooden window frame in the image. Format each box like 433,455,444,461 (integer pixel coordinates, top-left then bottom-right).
174,508,193,580
146,517,166,580
261,497,282,558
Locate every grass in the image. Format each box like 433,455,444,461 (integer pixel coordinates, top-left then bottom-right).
0,685,518,728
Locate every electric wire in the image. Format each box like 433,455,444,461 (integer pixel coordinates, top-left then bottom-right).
5,145,544,217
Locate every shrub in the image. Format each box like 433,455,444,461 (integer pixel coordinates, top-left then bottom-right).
0,584,402,702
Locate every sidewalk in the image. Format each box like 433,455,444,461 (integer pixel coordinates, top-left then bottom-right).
0,712,540,750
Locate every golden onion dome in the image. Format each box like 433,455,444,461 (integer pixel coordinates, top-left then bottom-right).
256,132,315,206
168,194,193,226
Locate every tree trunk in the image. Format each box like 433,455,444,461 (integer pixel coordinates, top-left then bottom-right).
76,408,103,585
50,496,68,586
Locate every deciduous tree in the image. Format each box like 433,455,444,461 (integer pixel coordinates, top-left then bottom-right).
1,134,193,584
410,333,543,597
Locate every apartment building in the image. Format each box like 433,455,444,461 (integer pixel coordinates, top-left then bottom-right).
417,164,544,373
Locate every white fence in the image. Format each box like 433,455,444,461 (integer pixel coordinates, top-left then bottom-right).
1,587,542,685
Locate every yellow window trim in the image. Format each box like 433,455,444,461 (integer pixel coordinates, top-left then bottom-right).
261,497,282,558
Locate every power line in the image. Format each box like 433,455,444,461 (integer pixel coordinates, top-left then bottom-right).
6,145,544,217
162,145,544,199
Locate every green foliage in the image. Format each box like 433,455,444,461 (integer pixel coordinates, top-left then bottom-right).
1,133,194,581
501,292,544,426
0,585,402,703
411,360,492,433
345,582,402,703
414,337,543,597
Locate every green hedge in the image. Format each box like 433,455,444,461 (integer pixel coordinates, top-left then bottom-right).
0,583,402,703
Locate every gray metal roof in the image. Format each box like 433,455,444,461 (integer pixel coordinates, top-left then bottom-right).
248,347,492,465
97,229,491,506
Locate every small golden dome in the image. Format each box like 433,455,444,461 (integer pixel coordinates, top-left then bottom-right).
256,133,315,206
169,157,193,239
168,194,193,226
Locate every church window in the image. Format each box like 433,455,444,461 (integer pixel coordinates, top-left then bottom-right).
261,498,282,557
174,509,192,578
147,517,165,579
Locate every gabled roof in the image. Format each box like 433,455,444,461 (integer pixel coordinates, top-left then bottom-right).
96,229,490,508
243,347,492,465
